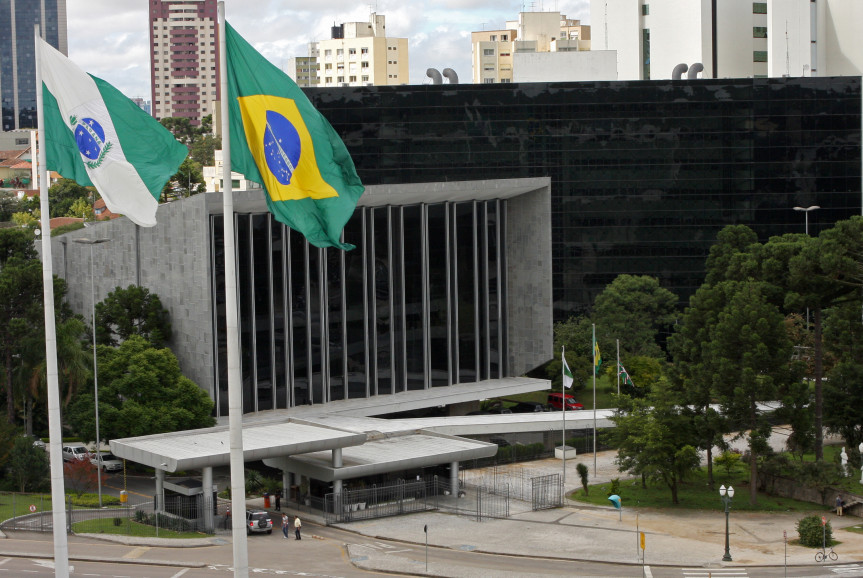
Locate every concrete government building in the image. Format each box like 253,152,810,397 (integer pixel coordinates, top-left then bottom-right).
49,77,860,512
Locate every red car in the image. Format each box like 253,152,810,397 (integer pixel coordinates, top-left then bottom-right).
547,392,584,411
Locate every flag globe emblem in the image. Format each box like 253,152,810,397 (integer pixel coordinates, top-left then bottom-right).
264,110,302,185
74,117,106,160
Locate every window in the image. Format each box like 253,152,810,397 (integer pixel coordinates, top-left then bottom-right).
490,35,497,41
753,26,767,38
483,78,494,84
349,76,357,82
484,49,495,56
500,52,510,57
753,2,767,14
349,48,356,55
501,34,508,41
753,50,768,62
501,78,511,83
361,75,369,81
361,62,369,68
325,63,332,70
642,4,649,15
361,47,368,54
336,49,344,55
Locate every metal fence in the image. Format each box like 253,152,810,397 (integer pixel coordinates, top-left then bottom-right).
531,473,562,510
323,477,442,525
0,491,217,536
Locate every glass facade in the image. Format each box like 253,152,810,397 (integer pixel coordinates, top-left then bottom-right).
212,201,507,415
0,0,65,131
304,77,862,318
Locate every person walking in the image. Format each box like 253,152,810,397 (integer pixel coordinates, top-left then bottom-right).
836,494,844,516
281,513,289,538
294,515,302,540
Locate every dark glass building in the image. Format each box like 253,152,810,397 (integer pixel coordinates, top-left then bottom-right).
0,0,67,131
306,77,862,317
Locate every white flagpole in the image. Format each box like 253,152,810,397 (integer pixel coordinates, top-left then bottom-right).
35,24,70,578
561,345,566,486
592,323,597,476
616,338,620,396
217,4,249,576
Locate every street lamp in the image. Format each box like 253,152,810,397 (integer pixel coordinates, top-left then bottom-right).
719,484,735,561
793,205,820,235
74,237,110,508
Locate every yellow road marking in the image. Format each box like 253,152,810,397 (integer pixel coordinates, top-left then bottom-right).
123,546,150,559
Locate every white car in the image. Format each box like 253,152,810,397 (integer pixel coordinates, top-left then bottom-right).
62,444,90,462
90,452,123,472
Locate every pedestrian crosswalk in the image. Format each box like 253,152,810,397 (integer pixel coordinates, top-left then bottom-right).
680,569,748,577
827,563,863,574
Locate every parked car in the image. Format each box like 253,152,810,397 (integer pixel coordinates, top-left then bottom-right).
547,392,584,411
486,407,512,414
90,452,123,472
246,510,272,535
511,401,549,413
62,443,90,462
489,437,511,447
21,434,46,450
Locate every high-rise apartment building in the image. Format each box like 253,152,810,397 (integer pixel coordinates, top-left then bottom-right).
286,53,320,88
0,0,67,131
313,13,408,87
149,0,219,125
590,0,863,80
471,12,591,84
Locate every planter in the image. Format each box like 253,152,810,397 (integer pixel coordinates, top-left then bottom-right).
554,445,577,460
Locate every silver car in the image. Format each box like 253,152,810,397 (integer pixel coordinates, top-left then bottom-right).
246,510,272,535
90,452,123,472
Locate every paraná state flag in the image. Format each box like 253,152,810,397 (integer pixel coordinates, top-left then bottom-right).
562,350,574,389
224,22,364,250
37,38,187,227
618,362,634,387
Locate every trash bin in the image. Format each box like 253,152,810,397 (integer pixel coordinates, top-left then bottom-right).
263,492,270,508
120,490,127,503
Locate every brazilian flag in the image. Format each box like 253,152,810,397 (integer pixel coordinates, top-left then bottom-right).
224,23,364,249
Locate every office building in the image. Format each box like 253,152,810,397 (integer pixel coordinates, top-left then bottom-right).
0,0,67,131
471,12,593,84
590,0,863,80
286,53,319,88
149,0,219,125
53,77,860,417
314,13,408,87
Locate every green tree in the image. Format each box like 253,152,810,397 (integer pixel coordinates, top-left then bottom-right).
47,179,93,218
190,133,219,167
616,355,662,398
66,197,93,220
823,361,863,468
161,157,205,201
5,435,49,492
549,315,593,391
0,191,26,222
592,275,678,358
159,117,197,145
67,336,214,442
0,227,37,264
609,379,700,504
94,285,172,347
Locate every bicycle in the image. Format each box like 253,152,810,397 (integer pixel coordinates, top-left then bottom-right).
815,547,838,562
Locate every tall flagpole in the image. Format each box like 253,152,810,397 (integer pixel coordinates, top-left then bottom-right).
616,338,620,396
218,4,250,576
592,323,597,476
561,345,566,486
35,24,70,578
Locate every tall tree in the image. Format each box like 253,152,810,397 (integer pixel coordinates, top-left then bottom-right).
0,227,37,265
66,336,214,442
5,435,50,492
592,275,678,358
160,157,205,201
609,379,700,504
94,285,172,347
47,179,94,218
549,315,594,391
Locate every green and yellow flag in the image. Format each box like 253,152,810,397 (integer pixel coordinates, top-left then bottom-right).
224,23,364,249
593,340,602,376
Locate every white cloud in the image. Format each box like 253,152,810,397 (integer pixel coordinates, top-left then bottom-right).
66,0,592,95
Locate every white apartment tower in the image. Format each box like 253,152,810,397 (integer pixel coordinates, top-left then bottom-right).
471,12,591,84
149,0,219,125
314,13,408,87
590,0,862,80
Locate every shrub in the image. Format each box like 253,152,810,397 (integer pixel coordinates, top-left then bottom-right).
714,451,742,477
112,517,122,527
607,478,620,497
576,463,589,496
797,515,832,548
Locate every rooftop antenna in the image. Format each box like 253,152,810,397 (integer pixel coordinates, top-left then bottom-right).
785,20,790,77
604,1,608,49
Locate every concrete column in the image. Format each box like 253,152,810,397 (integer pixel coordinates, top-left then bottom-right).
450,461,459,497
332,448,343,494
155,469,165,512
202,466,214,531
282,470,291,502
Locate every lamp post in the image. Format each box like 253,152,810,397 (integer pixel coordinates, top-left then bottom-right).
793,205,820,235
74,237,110,508
720,484,735,561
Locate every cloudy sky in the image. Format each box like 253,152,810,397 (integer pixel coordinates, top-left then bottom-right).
67,0,590,99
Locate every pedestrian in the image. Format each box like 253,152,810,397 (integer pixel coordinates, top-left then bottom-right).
275,490,281,511
836,494,844,516
282,513,289,538
294,514,302,540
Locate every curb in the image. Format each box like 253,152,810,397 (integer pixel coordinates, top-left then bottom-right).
0,550,205,568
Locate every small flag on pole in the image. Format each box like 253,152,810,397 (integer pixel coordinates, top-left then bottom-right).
37,37,187,227
618,362,634,387
593,340,602,376
562,348,574,389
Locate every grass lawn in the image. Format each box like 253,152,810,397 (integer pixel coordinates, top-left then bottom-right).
568,466,830,512
71,517,206,539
